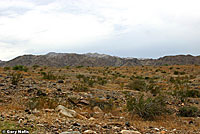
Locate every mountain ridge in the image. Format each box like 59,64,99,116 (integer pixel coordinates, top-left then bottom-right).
0,53,200,67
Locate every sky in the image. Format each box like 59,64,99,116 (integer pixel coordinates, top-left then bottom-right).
0,0,200,61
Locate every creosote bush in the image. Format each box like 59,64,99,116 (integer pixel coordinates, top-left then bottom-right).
172,89,200,103
13,65,28,72
72,83,88,92
10,73,23,85
178,106,199,117
41,71,57,80
127,79,146,91
127,95,168,120
28,96,59,110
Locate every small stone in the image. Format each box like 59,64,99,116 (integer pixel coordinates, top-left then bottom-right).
154,128,160,131
79,100,89,105
93,106,103,113
73,123,80,127
189,120,193,124
0,84,4,86
83,130,97,134
89,117,95,121
58,80,64,83
55,105,77,118
120,130,141,134
57,88,62,92
160,130,166,134
125,121,130,127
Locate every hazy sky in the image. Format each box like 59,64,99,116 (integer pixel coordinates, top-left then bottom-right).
0,0,200,60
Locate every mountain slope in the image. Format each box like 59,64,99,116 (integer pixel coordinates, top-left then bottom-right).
0,52,141,67
0,53,199,67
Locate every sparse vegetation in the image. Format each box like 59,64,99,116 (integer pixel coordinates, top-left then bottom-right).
0,65,200,133
127,95,169,120
28,95,59,110
41,71,57,80
10,73,23,85
13,65,28,72
178,106,199,117
127,79,146,91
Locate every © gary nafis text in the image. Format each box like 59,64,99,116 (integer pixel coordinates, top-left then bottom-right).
2,130,29,134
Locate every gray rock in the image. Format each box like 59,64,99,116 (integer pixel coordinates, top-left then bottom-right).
55,105,77,118
83,130,97,134
120,130,141,134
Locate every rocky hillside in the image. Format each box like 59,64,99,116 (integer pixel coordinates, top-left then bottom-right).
0,52,141,67
141,55,200,66
0,53,199,67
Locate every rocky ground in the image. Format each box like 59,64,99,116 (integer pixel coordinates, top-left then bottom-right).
0,65,200,134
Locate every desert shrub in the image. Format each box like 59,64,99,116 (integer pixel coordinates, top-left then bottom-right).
76,74,85,81
10,73,23,85
180,71,186,75
169,77,175,83
172,89,188,102
147,84,160,96
42,71,56,80
0,121,22,130
128,79,146,91
32,64,39,69
127,95,168,120
76,65,84,68
161,71,166,73
186,90,200,98
4,67,10,71
28,96,58,110
174,71,179,75
172,89,200,103
13,65,28,72
72,83,88,92
178,106,199,117
97,76,107,85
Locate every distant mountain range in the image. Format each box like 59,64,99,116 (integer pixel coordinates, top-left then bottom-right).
0,52,199,67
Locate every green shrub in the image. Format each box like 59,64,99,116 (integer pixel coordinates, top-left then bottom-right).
128,79,146,91
172,89,200,103
4,66,10,71
76,74,85,81
32,64,39,69
147,84,160,96
72,83,88,92
174,71,179,75
28,96,58,110
10,73,23,85
186,90,200,98
127,95,168,120
42,71,56,80
172,89,188,102
178,106,199,117
13,65,28,72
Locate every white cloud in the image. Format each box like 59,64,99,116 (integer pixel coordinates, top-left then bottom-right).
0,0,200,60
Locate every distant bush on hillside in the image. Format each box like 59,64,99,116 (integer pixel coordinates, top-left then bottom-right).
13,65,28,72
41,71,57,80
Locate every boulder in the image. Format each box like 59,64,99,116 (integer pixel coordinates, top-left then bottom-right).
55,105,77,118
